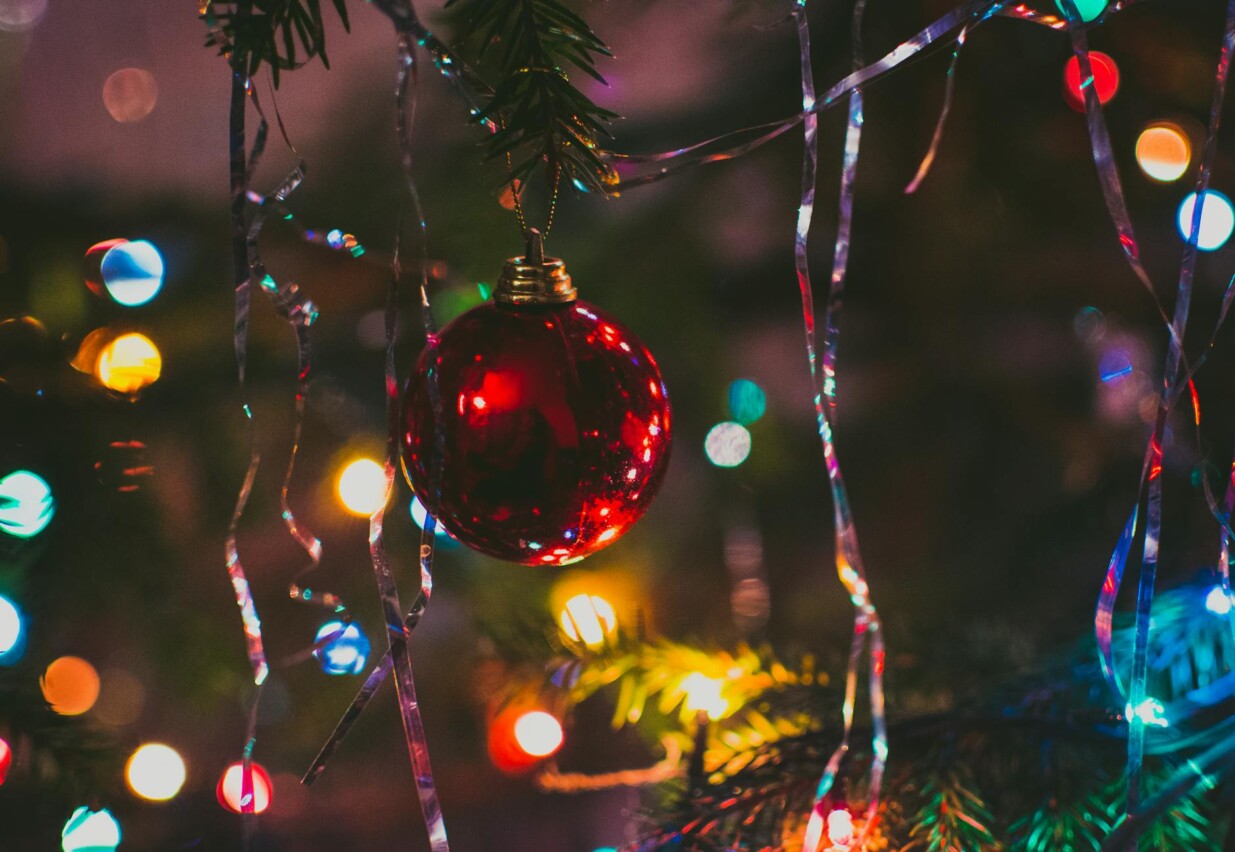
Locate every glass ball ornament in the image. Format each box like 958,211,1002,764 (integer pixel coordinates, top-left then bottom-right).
402,234,672,565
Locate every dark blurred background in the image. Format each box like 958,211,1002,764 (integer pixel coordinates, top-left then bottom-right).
2,0,1235,848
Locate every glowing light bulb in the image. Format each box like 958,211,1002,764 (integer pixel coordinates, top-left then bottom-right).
727,378,767,425
558,593,618,650
827,808,855,848
512,711,564,758
125,743,186,802
705,422,752,468
217,761,273,814
336,458,388,516
1126,697,1169,728
1136,123,1191,183
1177,190,1235,251
61,807,121,852
1055,0,1107,22
1063,52,1120,113
0,595,23,662
1205,585,1233,616
313,620,370,676
41,656,101,716
0,470,54,539
95,332,162,394
680,673,730,720
0,736,11,786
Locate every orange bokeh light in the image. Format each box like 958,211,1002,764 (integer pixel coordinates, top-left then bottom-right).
41,656,100,716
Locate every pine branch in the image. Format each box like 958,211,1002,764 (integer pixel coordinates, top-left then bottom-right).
446,0,619,193
202,0,352,85
902,763,1001,852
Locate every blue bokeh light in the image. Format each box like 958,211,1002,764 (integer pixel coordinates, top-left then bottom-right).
727,379,767,425
0,470,54,539
100,239,164,307
0,595,24,663
313,620,371,676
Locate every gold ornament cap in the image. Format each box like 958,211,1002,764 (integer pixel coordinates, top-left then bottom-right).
495,229,577,305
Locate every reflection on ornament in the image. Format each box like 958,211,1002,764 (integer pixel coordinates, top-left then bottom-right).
41,656,101,716
217,761,273,814
558,593,617,650
313,620,370,676
1055,0,1106,22
705,422,752,468
409,495,456,544
1136,123,1191,183
0,470,54,538
1177,190,1235,251
95,332,162,395
1205,585,1233,616
680,672,729,720
1062,52,1119,113
403,298,672,565
61,807,121,852
0,595,23,662
125,743,186,802
336,458,388,516
513,711,564,758
0,736,10,786
102,69,158,123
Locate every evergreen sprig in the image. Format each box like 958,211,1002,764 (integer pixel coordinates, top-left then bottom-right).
202,0,351,84
446,0,619,193
903,764,1001,851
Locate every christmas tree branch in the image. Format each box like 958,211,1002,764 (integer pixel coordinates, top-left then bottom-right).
202,0,351,84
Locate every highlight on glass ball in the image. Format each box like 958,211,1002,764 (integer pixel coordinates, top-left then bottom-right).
61,806,121,852
1177,190,1235,251
409,495,457,545
313,620,371,676
0,469,54,539
336,457,388,517
558,592,618,650
102,68,158,123
1136,122,1192,183
95,332,163,396
41,656,101,716
1062,51,1120,112
125,742,187,802
217,761,273,814
704,421,752,468
402,244,672,566
83,239,165,307
0,594,26,664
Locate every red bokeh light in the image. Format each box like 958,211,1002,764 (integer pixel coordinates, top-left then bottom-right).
1063,52,1120,112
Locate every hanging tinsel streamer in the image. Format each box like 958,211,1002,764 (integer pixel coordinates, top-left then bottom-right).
792,1,889,848
1062,0,1235,841
301,3,451,848
904,24,969,195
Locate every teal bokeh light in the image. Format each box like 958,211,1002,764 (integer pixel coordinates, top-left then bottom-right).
0,595,24,663
100,239,164,307
61,806,121,852
1055,0,1107,23
727,378,767,425
0,470,54,538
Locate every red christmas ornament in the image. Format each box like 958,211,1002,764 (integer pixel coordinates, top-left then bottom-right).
402,232,671,565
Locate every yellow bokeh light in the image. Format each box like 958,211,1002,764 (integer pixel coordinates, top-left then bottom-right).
95,332,162,394
680,672,730,721
125,743,186,802
558,593,617,650
41,656,100,716
336,458,388,516
1136,123,1191,183
512,710,564,758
